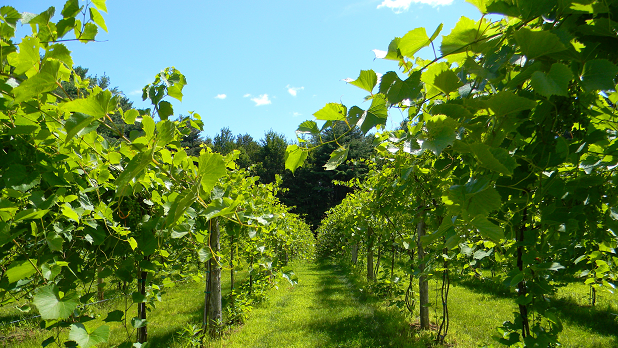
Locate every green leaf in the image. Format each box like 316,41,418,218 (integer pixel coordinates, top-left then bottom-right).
485,91,536,117
91,0,108,13
469,187,502,215
530,63,573,98
158,101,173,120
115,150,153,196
440,17,493,56
581,59,618,92
471,215,504,242
46,232,63,252
198,152,226,194
345,70,377,93
473,248,493,260
104,310,124,322
510,272,524,287
128,237,137,250
12,70,58,104
131,318,147,329
7,37,41,75
6,260,36,283
63,90,114,120
514,28,566,59
380,71,422,106
324,147,349,171
296,120,319,135
285,144,309,174
69,324,109,348
398,28,430,58
62,203,80,222
421,115,458,155
14,209,48,221
360,94,388,134
79,22,98,42
4,164,41,192
33,285,80,320
64,112,96,143
44,44,73,69
314,103,347,121
198,248,212,262
421,62,462,96
142,115,155,139
123,109,139,124
61,0,80,18
469,143,517,175
89,7,107,32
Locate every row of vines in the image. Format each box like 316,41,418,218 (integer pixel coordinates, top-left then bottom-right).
0,1,314,347
287,0,618,346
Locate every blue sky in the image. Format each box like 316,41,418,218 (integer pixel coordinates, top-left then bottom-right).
8,0,482,142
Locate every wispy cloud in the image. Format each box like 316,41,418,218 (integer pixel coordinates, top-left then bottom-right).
214,94,227,99
243,93,251,98
129,89,142,96
377,0,452,12
292,112,302,117
250,94,272,106
286,85,304,97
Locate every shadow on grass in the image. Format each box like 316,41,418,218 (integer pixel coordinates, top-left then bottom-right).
308,261,421,348
453,275,618,340
551,296,618,339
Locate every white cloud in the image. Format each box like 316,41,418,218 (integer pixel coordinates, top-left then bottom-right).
243,93,251,98
377,0,452,12
251,94,271,106
214,94,227,99
372,49,387,59
292,112,302,117
286,85,304,97
128,89,142,96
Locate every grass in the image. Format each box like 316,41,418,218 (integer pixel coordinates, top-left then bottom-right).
0,269,248,348
214,262,423,348
1,262,616,347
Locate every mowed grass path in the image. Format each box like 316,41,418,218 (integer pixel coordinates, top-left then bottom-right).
219,262,415,348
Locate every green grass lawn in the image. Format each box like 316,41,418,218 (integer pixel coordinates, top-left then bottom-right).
1,262,616,347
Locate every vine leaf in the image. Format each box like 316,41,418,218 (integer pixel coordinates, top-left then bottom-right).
581,59,618,92
89,7,107,32
380,71,421,106
324,146,349,171
64,112,97,143
531,63,573,98
61,0,80,18
7,37,40,75
471,215,503,242
62,89,115,120
485,91,536,117
33,285,80,320
469,143,517,176
421,62,461,96
345,70,377,93
115,150,153,196
296,120,319,135
285,144,309,174
514,28,566,59
440,17,493,56
6,259,36,283
420,115,457,155
198,152,226,194
314,103,347,121
68,323,110,348
398,28,431,58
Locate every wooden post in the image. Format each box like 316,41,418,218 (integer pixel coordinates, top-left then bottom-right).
417,216,429,330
